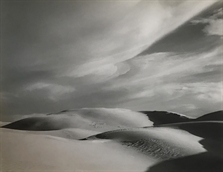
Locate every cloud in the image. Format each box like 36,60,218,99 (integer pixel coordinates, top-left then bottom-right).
2,0,221,120
3,0,217,78
63,0,218,78
204,19,223,36
192,82,222,102
102,45,222,116
191,7,223,36
119,81,222,117
26,82,75,101
107,45,222,89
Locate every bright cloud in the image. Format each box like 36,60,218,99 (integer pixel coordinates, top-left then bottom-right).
103,45,222,115
204,19,223,36
65,0,218,78
191,7,223,36
26,82,75,101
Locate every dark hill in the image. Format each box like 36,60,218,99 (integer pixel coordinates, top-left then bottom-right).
196,110,223,121
140,111,192,126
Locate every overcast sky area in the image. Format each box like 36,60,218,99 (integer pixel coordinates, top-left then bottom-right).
1,0,223,121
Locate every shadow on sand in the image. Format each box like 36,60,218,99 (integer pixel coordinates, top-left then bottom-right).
146,122,223,172
147,138,222,172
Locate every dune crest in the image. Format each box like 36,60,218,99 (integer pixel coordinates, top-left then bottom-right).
2,108,153,132
195,110,223,121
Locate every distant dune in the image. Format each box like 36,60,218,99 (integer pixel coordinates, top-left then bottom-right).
140,111,192,125
140,110,223,125
160,121,223,140
1,108,223,172
195,110,223,121
0,121,9,127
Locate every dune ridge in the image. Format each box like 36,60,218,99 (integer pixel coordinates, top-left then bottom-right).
195,110,223,121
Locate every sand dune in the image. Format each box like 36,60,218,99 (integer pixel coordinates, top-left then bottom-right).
141,110,223,125
0,128,156,172
148,150,223,172
195,110,223,121
2,108,153,132
2,121,221,171
2,108,200,132
140,111,192,125
83,124,209,159
1,108,223,172
159,121,223,141
82,120,223,172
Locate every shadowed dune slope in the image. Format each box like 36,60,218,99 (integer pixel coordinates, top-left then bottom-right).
146,121,223,172
141,110,223,126
140,111,192,125
160,121,223,141
147,149,223,172
195,110,223,121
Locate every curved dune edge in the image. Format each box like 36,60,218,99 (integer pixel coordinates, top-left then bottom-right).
0,128,156,172
83,124,206,158
86,121,222,148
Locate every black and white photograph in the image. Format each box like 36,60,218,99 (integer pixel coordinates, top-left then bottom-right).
0,0,222,171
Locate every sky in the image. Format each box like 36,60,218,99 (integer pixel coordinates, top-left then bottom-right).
1,0,223,121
